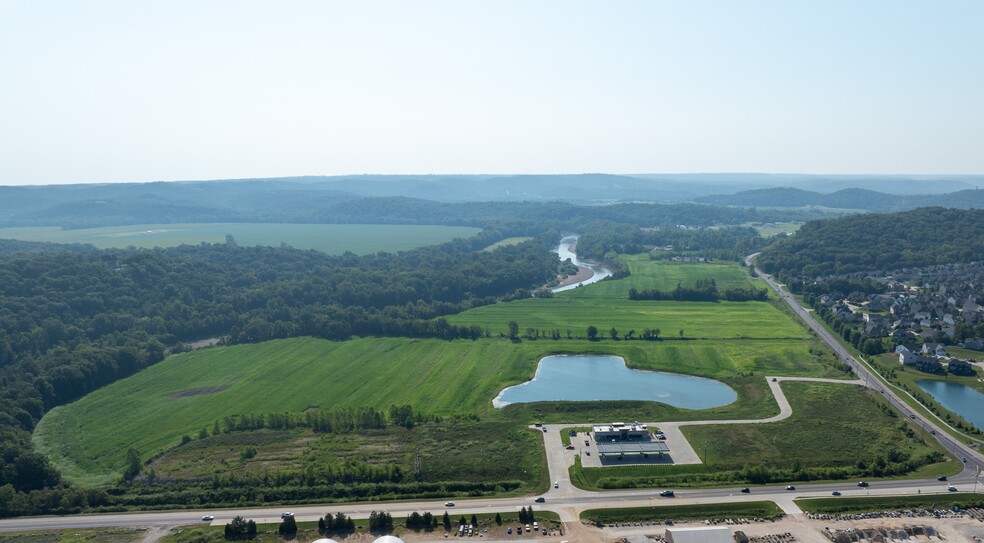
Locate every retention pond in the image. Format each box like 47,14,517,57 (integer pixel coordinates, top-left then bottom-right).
493,354,736,409
915,380,984,432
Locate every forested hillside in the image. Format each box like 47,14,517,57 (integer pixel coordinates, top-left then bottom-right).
0,181,828,229
756,207,984,278
0,231,559,512
696,187,984,212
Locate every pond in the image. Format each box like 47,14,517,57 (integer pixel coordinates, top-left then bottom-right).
493,354,737,409
916,380,984,431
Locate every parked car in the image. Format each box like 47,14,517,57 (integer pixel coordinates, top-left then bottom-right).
832,491,841,496
534,497,545,503
202,515,214,521
525,524,530,532
542,528,547,535
659,490,674,497
507,527,512,534
445,501,456,507
554,481,559,488
740,487,750,493
785,485,796,490
565,445,574,450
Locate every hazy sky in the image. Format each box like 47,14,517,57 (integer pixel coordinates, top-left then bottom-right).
1,1,982,185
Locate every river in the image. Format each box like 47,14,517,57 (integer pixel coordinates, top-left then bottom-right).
551,235,612,293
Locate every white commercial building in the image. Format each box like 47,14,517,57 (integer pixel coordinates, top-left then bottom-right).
665,526,732,543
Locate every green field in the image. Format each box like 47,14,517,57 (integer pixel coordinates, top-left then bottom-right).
0,223,481,254
0,528,147,543
35,335,843,485
446,258,806,339
580,501,783,524
481,237,533,251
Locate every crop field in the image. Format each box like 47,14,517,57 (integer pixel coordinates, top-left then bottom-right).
446,297,808,340
0,223,480,254
35,334,842,485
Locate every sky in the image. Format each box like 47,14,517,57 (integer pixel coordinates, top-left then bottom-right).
1,1,982,186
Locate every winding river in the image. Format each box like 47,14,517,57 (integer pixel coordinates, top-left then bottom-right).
551,235,612,293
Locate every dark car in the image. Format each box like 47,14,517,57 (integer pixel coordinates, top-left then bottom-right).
857,481,869,487
938,476,947,481
659,490,674,497
507,528,512,534
740,487,750,493
832,491,841,496
785,485,796,490
534,497,545,503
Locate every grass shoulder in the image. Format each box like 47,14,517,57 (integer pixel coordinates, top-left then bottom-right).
580,501,783,525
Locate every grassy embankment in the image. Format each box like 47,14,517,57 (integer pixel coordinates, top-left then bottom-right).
34,257,871,491
0,527,147,543
0,223,480,253
580,501,783,524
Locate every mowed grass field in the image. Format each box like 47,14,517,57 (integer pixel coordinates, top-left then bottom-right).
34,336,840,486
0,223,480,254
446,258,806,339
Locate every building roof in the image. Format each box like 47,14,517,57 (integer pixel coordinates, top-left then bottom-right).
666,526,732,543
596,440,669,456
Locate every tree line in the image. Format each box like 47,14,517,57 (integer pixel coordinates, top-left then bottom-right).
628,280,768,302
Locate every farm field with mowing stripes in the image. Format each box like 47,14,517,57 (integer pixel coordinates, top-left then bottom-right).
565,256,766,299
0,223,481,254
34,335,839,486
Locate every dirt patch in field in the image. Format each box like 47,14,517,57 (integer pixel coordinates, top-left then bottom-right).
167,383,232,398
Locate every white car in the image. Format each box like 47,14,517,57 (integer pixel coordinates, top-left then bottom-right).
281,512,294,519
553,481,559,488
202,514,214,521
445,501,456,507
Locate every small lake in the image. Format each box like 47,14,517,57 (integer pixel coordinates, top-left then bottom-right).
916,380,984,431
493,355,737,409
551,235,613,293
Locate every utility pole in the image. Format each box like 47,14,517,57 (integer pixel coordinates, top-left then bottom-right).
414,448,421,480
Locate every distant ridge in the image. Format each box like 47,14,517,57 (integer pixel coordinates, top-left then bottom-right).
695,187,984,212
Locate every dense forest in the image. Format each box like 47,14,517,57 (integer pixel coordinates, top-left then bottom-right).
756,208,984,278
576,222,768,263
0,229,562,514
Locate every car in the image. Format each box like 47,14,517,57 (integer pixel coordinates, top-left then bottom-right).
525,524,530,532
586,451,590,455
909,414,916,419
938,476,948,481
785,485,796,490
281,512,294,519
659,490,674,497
931,430,936,434
857,481,869,487
202,515,214,521
566,445,575,450
554,481,559,488
534,497,546,503
772,377,777,382
948,485,958,492
740,487,750,493
542,528,547,535
832,491,841,496
506,528,512,534
445,501,456,507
